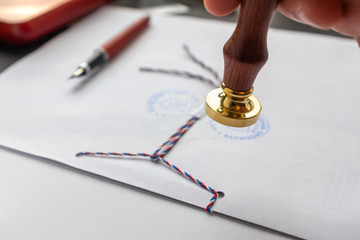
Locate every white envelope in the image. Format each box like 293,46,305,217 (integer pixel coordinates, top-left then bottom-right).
0,6,359,240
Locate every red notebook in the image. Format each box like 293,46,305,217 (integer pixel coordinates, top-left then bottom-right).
0,0,111,45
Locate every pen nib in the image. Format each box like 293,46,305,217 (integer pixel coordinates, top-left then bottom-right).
69,68,86,79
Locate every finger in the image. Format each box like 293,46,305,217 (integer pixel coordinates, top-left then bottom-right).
356,36,360,47
278,0,343,29
204,0,241,16
333,0,360,37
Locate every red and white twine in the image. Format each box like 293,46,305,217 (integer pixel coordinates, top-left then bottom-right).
77,46,222,213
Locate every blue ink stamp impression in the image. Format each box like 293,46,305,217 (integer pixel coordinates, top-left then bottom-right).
147,89,199,117
209,114,270,140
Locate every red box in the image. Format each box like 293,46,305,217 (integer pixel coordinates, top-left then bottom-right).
0,0,111,46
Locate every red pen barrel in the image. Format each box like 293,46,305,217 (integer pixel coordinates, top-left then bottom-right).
102,16,150,59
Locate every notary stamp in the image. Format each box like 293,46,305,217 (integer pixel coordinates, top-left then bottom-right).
147,89,199,117
209,114,270,140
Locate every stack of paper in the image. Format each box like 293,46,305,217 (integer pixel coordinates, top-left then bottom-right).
0,6,359,240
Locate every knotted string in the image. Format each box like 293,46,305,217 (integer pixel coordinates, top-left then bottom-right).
76,45,222,213
77,116,218,212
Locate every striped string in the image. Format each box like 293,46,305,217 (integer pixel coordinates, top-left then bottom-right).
139,44,221,88
182,44,221,85
151,115,198,159
139,67,218,87
76,115,219,213
77,46,222,213
157,156,218,212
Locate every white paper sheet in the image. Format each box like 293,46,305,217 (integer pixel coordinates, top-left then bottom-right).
0,6,359,240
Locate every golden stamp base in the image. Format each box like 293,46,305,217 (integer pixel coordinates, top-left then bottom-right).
205,85,262,128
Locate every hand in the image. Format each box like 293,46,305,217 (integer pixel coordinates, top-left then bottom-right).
204,0,360,44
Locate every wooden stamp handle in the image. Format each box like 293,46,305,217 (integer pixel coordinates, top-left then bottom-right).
223,0,278,92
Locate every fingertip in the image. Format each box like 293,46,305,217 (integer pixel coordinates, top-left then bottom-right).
204,0,240,16
303,0,343,29
333,0,360,37
278,0,343,29
355,36,360,48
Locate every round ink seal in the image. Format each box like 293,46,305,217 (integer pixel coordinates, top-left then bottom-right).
147,89,199,117
209,114,270,140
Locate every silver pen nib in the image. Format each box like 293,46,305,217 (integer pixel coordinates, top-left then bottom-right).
69,67,86,79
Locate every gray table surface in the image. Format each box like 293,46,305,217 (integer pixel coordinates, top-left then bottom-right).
0,0,345,73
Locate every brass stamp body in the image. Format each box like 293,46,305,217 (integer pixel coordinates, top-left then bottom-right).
205,83,261,127
204,0,277,128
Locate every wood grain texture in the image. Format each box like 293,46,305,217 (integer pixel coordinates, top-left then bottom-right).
223,0,278,92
